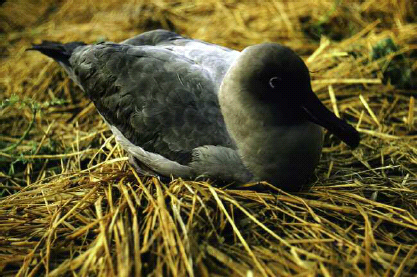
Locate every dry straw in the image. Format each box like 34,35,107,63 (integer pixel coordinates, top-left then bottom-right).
0,0,416,276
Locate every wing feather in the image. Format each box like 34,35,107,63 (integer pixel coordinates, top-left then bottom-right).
70,43,235,164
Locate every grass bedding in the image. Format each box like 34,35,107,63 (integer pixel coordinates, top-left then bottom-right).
0,0,416,276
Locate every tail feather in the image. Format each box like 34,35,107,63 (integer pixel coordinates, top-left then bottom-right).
27,41,86,66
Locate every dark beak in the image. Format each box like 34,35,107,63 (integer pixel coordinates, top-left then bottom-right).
301,90,360,148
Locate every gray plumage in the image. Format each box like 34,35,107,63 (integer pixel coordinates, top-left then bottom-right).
29,29,360,190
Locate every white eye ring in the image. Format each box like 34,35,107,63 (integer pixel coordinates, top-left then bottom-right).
269,76,281,88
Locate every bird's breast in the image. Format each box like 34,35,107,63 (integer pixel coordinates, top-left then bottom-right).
238,120,324,189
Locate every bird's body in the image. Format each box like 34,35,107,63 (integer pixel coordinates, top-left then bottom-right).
29,29,359,190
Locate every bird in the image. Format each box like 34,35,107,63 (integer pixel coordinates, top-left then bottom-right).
28,29,360,191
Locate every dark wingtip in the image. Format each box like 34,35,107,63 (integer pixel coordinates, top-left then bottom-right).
26,41,86,65
26,40,64,51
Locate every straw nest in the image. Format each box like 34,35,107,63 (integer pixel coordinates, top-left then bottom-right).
1,0,416,276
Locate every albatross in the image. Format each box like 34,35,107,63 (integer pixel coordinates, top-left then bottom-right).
29,29,360,191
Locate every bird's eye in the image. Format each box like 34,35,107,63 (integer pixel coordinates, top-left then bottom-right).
269,76,282,89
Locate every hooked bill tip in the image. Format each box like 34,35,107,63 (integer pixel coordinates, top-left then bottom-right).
345,127,360,148
301,91,361,148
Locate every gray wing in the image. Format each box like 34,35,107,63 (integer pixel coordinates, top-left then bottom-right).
120,29,184,46
69,42,235,165
121,30,240,89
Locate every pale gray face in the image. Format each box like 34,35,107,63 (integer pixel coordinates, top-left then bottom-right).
238,43,360,148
